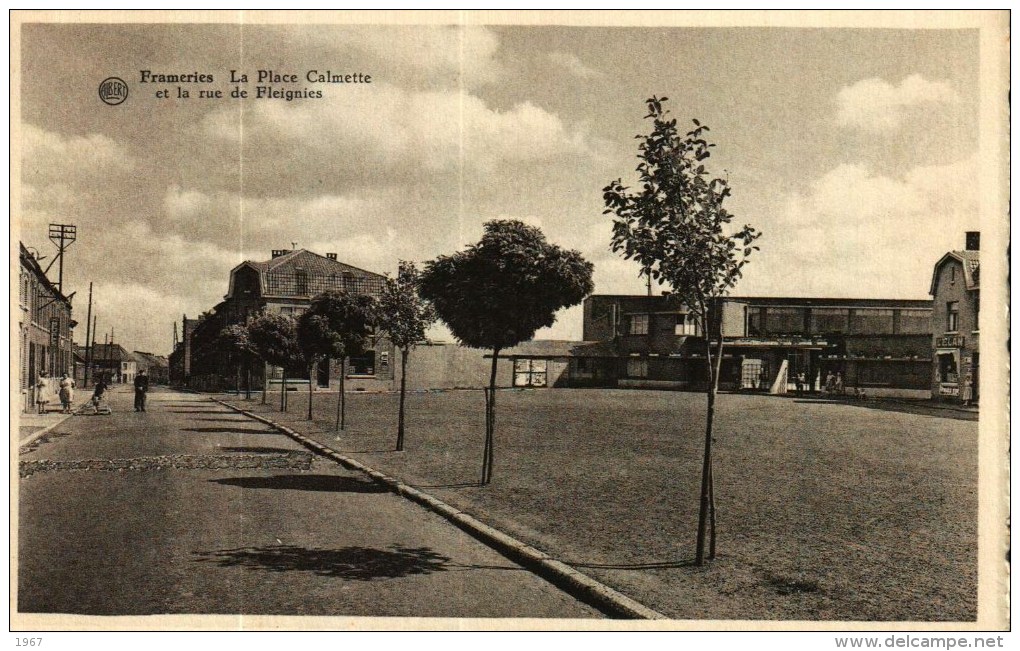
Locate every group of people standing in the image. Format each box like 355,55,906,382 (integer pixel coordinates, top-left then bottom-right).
33,369,149,414
34,374,78,414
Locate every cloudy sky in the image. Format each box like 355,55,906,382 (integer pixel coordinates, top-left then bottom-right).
18,20,982,354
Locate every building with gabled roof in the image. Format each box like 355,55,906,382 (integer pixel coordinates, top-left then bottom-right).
930,232,980,404
186,248,394,393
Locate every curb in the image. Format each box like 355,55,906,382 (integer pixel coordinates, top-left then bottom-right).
210,397,667,621
18,413,74,450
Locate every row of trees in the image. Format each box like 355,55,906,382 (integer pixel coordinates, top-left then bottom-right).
217,261,435,450
219,222,594,480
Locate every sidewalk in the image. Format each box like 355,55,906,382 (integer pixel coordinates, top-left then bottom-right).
17,386,133,443
16,410,73,443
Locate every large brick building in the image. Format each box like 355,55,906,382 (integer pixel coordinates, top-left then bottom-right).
929,232,980,404
18,243,75,412
184,249,394,392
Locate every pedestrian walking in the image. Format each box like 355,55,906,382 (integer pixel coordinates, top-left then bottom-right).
36,375,50,414
795,372,805,397
835,372,845,396
824,371,835,396
58,374,75,413
134,369,149,412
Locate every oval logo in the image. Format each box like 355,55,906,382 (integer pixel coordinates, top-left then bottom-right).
98,77,128,105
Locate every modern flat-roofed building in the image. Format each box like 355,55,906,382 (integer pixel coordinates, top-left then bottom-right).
578,293,933,397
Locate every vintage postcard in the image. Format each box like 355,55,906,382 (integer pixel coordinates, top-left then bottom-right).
9,10,1010,635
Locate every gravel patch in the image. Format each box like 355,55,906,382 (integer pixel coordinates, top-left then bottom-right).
20,452,312,478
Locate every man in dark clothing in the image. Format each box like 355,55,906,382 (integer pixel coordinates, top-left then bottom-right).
134,370,149,412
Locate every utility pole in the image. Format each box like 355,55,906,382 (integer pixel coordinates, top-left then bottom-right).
90,314,98,384
83,283,93,388
45,223,77,294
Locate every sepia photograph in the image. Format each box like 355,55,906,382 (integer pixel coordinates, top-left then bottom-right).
9,9,1010,635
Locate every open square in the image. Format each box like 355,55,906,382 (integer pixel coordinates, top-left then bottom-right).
238,387,978,621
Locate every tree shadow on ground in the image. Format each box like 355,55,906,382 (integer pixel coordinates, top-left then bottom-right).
192,544,453,580
195,417,253,422
183,426,275,435
209,474,388,493
219,446,305,455
166,409,232,414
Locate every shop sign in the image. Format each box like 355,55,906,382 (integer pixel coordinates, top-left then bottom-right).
936,335,964,348
939,383,960,397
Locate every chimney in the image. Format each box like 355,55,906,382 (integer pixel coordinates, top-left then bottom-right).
271,249,287,258
326,253,337,261
965,232,980,251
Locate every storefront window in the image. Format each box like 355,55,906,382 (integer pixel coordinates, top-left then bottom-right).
938,352,958,383
348,351,375,376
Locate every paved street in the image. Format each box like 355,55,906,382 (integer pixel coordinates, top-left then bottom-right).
17,386,601,618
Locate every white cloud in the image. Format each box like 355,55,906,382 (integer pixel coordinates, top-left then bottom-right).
200,83,592,184
547,51,602,80
22,123,135,183
836,74,961,131
740,155,978,299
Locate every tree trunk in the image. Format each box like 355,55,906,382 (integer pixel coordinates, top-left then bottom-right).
696,315,726,565
396,348,409,451
307,361,315,420
481,348,500,485
236,363,242,396
262,362,267,404
245,361,252,400
280,370,287,412
336,358,346,431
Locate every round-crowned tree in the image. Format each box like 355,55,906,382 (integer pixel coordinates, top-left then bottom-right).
420,220,593,484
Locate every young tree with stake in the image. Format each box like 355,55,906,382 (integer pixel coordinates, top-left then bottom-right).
420,220,593,485
378,261,437,451
602,96,761,565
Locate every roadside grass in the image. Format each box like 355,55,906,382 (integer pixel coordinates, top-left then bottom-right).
227,388,977,621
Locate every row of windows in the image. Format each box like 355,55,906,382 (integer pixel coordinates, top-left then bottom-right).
626,313,699,336
263,271,384,298
747,307,932,336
